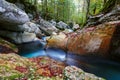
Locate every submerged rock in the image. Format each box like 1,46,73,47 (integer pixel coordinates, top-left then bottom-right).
0,38,18,53
0,0,29,25
0,31,36,44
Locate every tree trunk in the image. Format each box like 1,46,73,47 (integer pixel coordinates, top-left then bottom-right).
45,0,48,20
101,0,117,14
85,0,90,25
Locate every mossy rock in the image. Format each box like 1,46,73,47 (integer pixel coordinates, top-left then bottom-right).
0,37,18,53
64,66,105,80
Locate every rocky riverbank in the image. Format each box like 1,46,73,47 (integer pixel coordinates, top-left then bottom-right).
0,53,104,80
0,37,105,79
0,0,73,44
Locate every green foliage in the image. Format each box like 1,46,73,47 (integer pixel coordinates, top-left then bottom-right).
89,0,104,15
6,0,116,27
40,0,75,22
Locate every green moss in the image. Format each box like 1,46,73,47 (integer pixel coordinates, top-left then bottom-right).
0,37,18,52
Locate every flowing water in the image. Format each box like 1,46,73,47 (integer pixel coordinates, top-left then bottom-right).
17,40,120,80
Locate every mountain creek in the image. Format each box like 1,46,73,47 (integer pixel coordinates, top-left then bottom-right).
0,0,120,80
17,40,120,80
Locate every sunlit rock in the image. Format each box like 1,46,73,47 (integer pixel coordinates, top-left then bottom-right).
72,24,80,31
46,32,68,50
0,0,29,25
46,21,118,56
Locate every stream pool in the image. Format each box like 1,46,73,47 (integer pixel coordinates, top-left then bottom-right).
17,40,120,80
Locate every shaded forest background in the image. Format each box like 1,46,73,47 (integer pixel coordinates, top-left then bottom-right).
6,0,120,27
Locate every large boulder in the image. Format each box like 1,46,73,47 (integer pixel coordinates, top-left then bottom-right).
0,0,29,25
56,21,70,30
0,22,42,37
0,31,36,44
38,19,58,36
46,21,119,56
0,37,18,53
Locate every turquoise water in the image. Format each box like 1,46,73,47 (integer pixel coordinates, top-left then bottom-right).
18,41,120,80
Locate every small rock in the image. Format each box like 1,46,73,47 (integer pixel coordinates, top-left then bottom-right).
63,29,73,33
50,19,56,26
38,19,58,36
72,24,80,31
56,21,70,30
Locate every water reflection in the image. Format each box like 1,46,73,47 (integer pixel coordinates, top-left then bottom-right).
17,40,47,57
45,47,67,61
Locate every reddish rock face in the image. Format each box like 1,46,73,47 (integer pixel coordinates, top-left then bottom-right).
46,21,120,56
30,57,66,77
